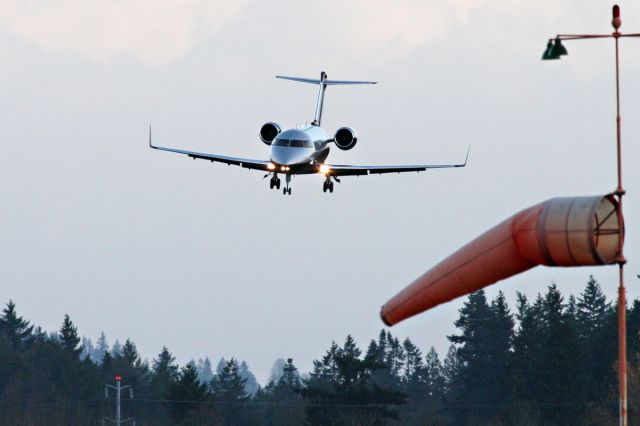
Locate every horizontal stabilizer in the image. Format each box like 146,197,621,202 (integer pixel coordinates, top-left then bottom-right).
276,75,377,85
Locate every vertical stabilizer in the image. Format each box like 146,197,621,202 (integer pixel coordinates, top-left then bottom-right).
275,72,377,127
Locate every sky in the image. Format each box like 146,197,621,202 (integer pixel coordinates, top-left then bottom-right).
0,0,639,384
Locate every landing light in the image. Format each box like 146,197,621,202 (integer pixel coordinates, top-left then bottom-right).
267,163,276,170
319,164,331,175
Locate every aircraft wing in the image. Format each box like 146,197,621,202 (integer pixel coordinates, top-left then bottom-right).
149,132,270,172
326,147,470,176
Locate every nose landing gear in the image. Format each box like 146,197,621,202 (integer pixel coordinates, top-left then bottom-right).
282,174,292,195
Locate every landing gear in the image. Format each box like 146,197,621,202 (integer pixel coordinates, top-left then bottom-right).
282,174,292,195
322,177,334,193
269,174,281,190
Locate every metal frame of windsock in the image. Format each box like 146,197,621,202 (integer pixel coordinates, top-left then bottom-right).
380,5,636,425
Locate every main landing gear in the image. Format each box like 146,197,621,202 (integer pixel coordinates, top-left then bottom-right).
323,176,339,193
269,174,281,190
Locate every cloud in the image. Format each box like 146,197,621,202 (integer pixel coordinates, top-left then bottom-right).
320,0,493,61
0,0,248,63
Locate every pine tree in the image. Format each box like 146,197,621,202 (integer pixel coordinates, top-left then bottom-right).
448,290,514,423
196,357,214,385
238,360,259,396
577,276,609,338
59,314,82,357
93,332,109,364
167,363,211,424
211,358,250,425
402,338,424,389
442,345,459,394
0,301,33,351
111,339,122,356
257,358,305,426
80,337,94,360
424,347,445,398
539,284,583,425
268,358,286,384
151,346,178,399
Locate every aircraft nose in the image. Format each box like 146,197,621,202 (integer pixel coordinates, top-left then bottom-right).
271,147,304,166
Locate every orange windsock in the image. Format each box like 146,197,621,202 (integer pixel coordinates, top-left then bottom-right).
381,195,623,326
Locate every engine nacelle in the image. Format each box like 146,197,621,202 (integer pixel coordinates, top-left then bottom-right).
259,122,281,145
334,127,357,150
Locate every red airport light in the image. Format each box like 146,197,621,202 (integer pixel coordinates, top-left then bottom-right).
115,375,122,381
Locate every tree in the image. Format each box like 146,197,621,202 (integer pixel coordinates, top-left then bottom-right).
303,335,406,425
151,346,178,399
93,332,109,364
0,301,33,351
211,358,250,425
268,358,286,384
59,314,81,357
577,276,609,337
196,357,214,385
448,290,514,424
238,360,259,396
257,358,305,426
167,363,211,424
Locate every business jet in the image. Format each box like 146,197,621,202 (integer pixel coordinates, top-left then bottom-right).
150,72,468,195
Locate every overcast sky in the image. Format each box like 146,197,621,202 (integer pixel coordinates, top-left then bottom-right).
1,0,639,384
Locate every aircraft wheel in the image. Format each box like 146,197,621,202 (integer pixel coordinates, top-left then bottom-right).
282,187,286,195
288,188,292,195
323,182,327,192
269,180,274,189
276,179,281,190
329,182,334,193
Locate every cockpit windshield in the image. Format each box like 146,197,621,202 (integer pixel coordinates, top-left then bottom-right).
274,138,313,148
274,138,290,147
290,139,313,148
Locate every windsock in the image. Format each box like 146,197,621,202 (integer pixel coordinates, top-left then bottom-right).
381,195,623,326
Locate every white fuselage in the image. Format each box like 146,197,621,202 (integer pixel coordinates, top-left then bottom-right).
269,126,330,169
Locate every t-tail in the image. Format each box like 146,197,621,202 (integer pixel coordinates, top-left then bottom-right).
276,71,377,127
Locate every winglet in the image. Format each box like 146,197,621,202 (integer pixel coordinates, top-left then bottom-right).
463,145,471,166
149,125,155,149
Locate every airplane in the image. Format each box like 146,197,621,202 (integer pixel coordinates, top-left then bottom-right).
149,72,469,195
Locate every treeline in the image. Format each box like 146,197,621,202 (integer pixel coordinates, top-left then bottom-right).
1,276,639,425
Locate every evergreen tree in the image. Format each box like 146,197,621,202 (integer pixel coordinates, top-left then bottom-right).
151,346,178,399
111,339,122,356
93,332,109,363
256,358,305,426
196,357,214,385
303,335,406,425
167,363,211,424
577,276,610,338
268,358,286,384
448,290,514,423
238,360,259,396
216,357,227,375
80,337,94,360
0,301,33,351
424,347,445,398
59,314,82,357
539,284,583,425
442,344,459,394
211,358,250,425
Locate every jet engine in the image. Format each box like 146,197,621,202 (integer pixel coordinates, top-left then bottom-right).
334,127,357,150
259,122,281,145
